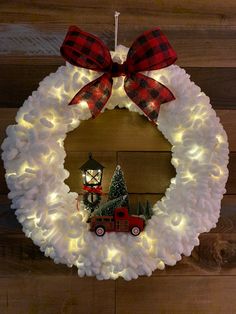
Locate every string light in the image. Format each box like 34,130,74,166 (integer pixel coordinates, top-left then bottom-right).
57,139,64,147
79,100,89,109
48,192,58,203
19,161,37,175
183,171,195,183
18,118,33,129
174,130,184,142
170,214,185,230
106,248,119,262
69,238,78,253
188,145,204,160
216,134,224,144
211,165,224,179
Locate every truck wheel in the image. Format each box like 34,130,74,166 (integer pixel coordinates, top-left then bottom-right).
131,226,141,236
95,226,105,237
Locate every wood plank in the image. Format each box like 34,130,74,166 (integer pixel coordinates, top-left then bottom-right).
117,152,175,193
153,232,236,276
0,231,236,277
1,109,236,151
0,24,235,67
1,195,236,234
0,64,58,108
1,150,235,196
1,197,236,276
0,1,235,26
188,68,236,109
64,110,171,152
212,195,236,233
0,108,18,147
0,276,115,314
116,276,236,314
225,153,236,194
0,65,235,108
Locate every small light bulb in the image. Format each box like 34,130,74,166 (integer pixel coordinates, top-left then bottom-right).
171,214,182,226
174,131,184,143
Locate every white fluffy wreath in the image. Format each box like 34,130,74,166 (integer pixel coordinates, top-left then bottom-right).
1,45,229,280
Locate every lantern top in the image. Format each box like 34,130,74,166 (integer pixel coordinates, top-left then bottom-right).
80,153,105,171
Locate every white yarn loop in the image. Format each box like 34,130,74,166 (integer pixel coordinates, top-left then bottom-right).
1,46,229,280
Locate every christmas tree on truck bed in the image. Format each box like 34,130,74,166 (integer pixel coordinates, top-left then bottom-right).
94,195,127,216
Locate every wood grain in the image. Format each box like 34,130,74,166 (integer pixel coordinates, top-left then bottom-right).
64,110,171,152
0,1,235,26
1,198,236,277
1,109,236,151
1,146,236,196
117,152,175,193
1,65,236,108
0,276,115,314
0,24,235,67
1,230,236,277
0,3,236,311
1,195,236,234
116,276,236,314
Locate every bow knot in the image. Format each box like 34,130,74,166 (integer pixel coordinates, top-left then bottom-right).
110,61,128,77
60,26,177,123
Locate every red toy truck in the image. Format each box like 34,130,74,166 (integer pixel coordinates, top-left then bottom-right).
89,207,145,236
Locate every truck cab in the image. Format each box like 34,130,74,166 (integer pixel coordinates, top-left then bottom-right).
89,207,145,236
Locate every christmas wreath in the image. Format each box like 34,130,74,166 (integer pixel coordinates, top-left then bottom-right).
1,26,229,280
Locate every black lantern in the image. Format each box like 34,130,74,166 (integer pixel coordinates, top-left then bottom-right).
80,153,104,187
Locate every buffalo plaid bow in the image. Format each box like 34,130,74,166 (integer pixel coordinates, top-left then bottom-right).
60,25,177,123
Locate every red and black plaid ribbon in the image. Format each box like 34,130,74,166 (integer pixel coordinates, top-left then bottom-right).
60,25,177,123
83,185,102,195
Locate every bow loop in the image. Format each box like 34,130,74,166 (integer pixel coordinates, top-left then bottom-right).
60,25,112,71
127,28,177,72
124,73,175,122
60,26,177,123
69,73,112,118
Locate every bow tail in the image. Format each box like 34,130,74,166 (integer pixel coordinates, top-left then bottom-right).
69,73,113,118
124,72,175,122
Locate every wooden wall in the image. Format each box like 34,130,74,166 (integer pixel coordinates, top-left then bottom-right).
0,1,236,313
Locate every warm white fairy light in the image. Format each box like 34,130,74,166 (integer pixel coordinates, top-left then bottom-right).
183,171,195,183
79,100,89,109
48,192,58,203
18,161,37,175
57,138,64,147
174,130,184,142
188,145,204,160
171,158,179,167
107,248,119,261
211,164,224,179
6,171,16,178
69,238,78,253
157,260,165,270
18,117,33,129
1,45,229,281
216,134,224,144
171,214,183,226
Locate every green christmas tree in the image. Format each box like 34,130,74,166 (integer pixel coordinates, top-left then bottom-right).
108,165,129,208
145,201,153,219
137,202,144,216
94,195,127,216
